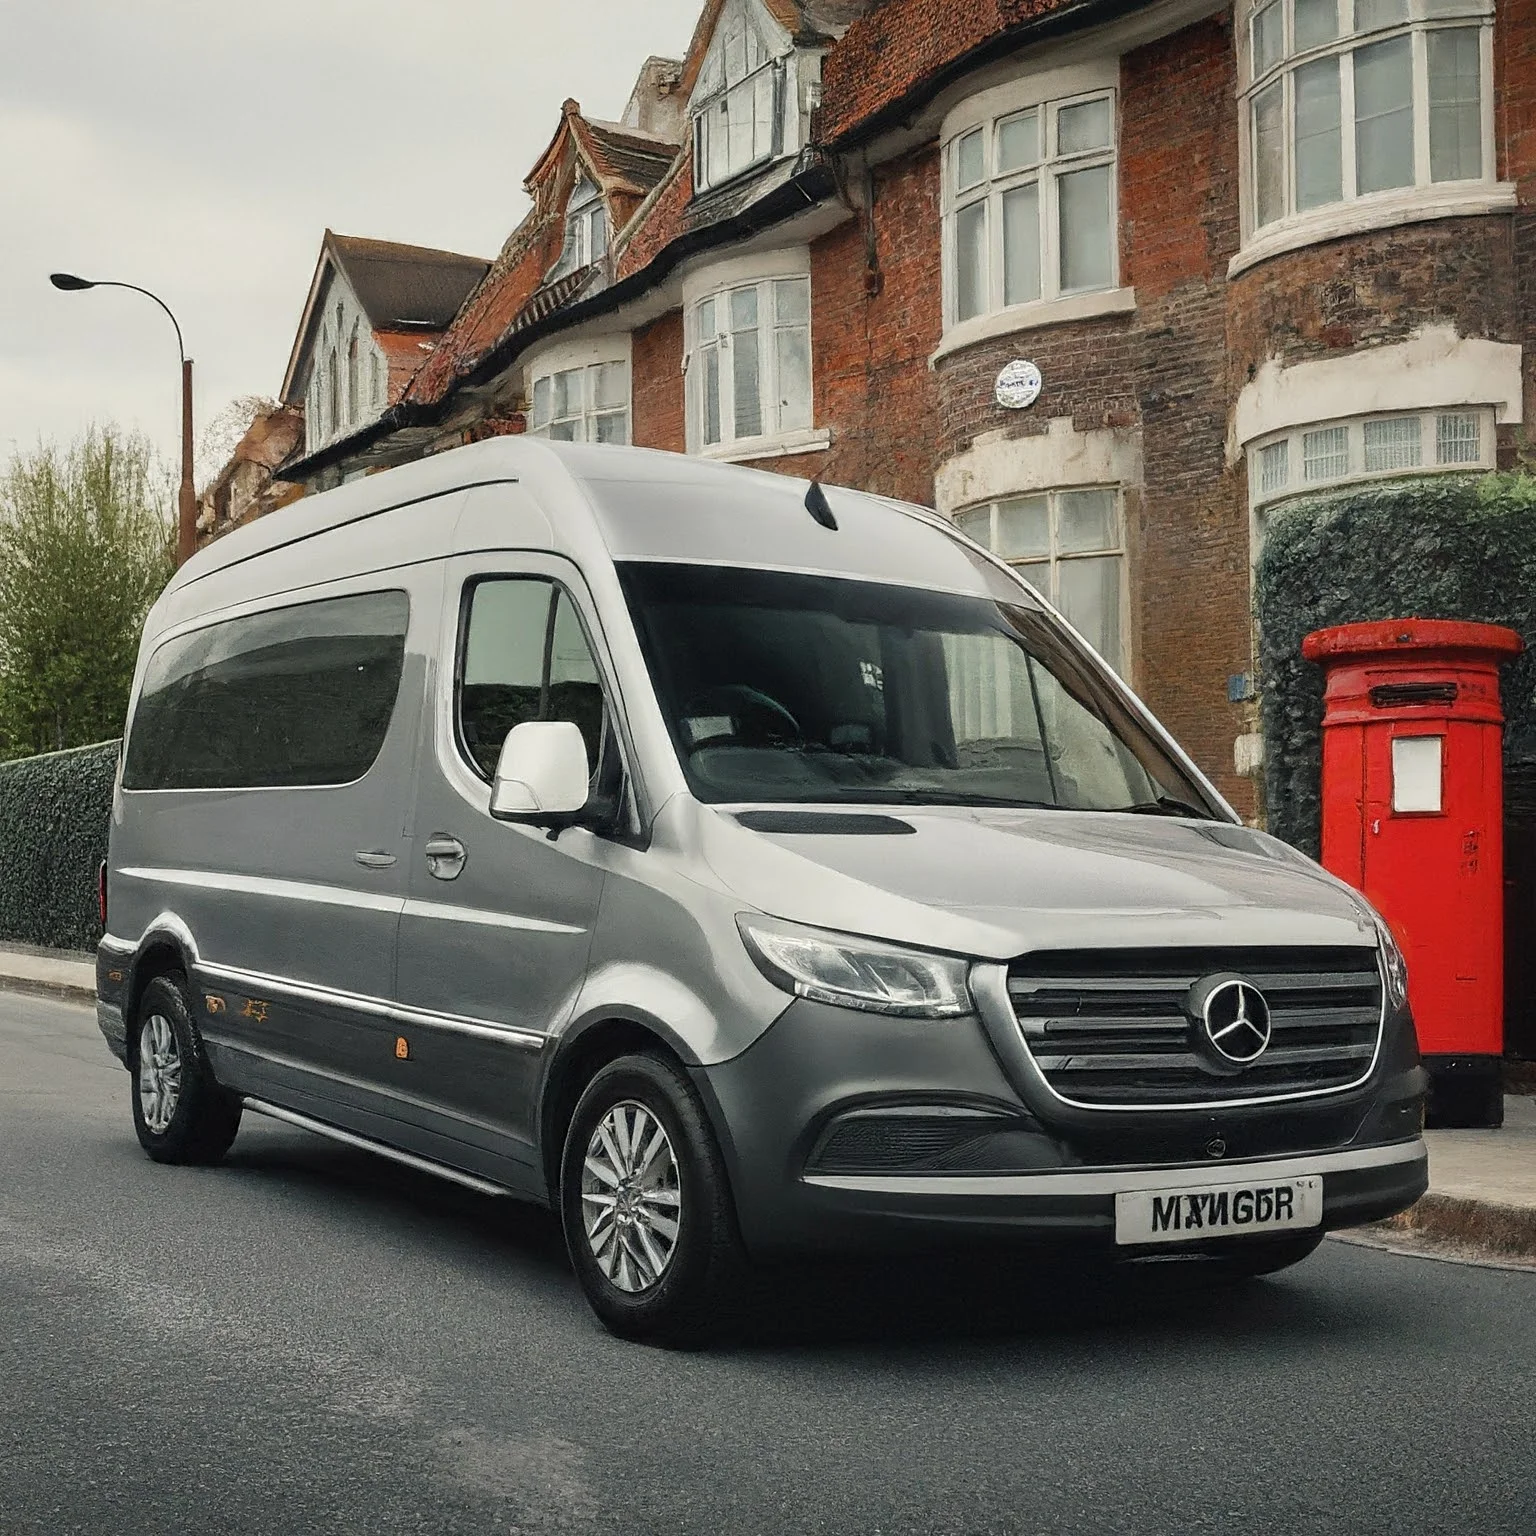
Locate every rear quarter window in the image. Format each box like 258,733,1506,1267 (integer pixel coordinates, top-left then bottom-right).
122,590,410,790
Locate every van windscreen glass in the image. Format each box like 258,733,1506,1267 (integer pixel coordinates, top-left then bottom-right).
618,562,1217,815
122,591,409,791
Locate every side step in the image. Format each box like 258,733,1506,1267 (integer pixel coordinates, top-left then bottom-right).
241,1097,511,1199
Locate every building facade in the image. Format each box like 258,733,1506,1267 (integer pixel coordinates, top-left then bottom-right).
264,0,1536,819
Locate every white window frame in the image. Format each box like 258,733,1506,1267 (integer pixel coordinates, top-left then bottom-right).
1248,405,1496,510
952,487,1130,676
525,335,632,445
346,324,361,427
682,250,823,461
551,179,609,281
936,62,1133,359
690,0,793,194
1234,0,1506,273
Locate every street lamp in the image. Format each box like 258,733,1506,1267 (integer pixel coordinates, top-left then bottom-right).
49,272,198,568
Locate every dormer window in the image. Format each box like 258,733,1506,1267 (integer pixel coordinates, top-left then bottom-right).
692,1,787,192
552,179,608,280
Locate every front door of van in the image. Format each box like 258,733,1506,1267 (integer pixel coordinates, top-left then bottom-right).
392,556,612,1181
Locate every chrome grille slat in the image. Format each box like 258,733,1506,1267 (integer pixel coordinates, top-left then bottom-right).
1008,947,1384,1110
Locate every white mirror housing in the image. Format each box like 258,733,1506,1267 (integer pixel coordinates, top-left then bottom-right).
490,720,590,820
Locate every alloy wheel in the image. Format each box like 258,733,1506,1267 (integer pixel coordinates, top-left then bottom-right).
580,1100,682,1293
138,1014,182,1135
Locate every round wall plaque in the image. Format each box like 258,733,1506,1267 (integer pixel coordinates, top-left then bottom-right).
995,359,1042,410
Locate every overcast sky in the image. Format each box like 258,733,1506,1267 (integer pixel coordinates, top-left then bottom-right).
1,0,703,482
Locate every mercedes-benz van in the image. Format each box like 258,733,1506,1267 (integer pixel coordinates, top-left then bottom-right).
96,438,1427,1343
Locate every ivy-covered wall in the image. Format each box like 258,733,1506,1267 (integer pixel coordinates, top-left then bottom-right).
0,740,118,952
1256,474,1536,855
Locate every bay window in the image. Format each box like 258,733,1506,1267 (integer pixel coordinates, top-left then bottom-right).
1248,406,1495,508
687,275,812,453
1243,0,1494,235
529,359,629,444
944,88,1118,327
954,489,1127,674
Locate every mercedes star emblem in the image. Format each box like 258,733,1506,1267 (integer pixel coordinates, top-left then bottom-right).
1199,978,1273,1065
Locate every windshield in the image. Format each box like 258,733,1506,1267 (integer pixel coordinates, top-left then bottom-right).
618,562,1220,815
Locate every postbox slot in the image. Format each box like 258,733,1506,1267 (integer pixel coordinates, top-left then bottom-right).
1370,681,1458,708
1391,735,1443,814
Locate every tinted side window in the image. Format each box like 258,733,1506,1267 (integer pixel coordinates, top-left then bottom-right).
459,579,606,778
123,591,410,790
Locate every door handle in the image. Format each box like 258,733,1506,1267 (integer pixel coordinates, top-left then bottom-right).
424,835,467,881
354,851,397,869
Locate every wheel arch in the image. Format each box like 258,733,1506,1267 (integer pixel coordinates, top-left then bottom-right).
537,1013,702,1204
122,915,199,1065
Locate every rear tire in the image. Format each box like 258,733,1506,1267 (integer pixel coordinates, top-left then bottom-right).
560,1052,746,1347
131,973,242,1165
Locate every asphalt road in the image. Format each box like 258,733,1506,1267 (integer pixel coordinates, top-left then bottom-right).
2,990,1533,1536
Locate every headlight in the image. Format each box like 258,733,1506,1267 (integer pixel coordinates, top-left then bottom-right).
737,915,972,1018
1343,891,1409,1012
1374,914,1410,1012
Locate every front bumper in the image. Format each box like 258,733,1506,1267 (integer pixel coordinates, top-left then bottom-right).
694,985,1428,1259
797,1139,1427,1246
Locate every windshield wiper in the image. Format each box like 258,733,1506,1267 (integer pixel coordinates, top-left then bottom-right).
842,788,1065,810
1120,794,1216,820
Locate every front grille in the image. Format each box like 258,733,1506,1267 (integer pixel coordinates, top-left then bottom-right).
1008,947,1383,1109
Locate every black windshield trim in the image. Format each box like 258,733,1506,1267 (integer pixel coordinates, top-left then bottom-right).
618,562,1221,819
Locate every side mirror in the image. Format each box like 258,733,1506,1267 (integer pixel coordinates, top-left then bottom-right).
490,721,591,821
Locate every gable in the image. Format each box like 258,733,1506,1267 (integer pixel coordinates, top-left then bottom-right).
283,257,372,403
279,232,488,404
685,0,792,107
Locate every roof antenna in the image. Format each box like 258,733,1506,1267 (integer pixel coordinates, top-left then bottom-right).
805,479,837,531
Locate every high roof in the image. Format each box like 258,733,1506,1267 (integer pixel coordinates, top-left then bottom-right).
402,98,679,410
327,233,490,330
581,117,680,198
279,230,489,402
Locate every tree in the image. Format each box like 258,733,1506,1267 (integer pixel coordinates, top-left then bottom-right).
197,393,278,491
0,426,173,759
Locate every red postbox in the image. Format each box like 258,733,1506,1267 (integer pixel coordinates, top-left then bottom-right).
1302,619,1523,1127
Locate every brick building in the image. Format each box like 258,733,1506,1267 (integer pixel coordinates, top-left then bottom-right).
266,0,1534,817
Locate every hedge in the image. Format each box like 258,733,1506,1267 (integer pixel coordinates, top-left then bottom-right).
0,739,119,952
1256,474,1536,856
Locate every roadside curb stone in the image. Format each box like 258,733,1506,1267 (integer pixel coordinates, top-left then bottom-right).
1380,1191,1536,1263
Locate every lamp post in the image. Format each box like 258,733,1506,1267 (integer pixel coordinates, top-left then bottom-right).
49,272,198,568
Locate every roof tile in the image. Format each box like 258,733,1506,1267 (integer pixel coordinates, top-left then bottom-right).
328,233,489,328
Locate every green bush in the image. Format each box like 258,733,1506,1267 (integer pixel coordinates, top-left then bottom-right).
1256,474,1536,855
0,740,119,952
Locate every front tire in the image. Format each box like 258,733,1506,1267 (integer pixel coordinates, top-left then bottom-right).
131,973,242,1165
560,1052,745,1346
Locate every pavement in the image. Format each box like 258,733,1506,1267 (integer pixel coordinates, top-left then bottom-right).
0,939,95,1001
2,939,1532,1269
1367,1092,1536,1265
3,985,1535,1535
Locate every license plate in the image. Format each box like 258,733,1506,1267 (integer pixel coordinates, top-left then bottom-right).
1114,1176,1322,1246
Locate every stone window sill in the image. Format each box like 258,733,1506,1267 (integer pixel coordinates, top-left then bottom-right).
930,288,1137,368
1229,184,1517,278
694,427,832,464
